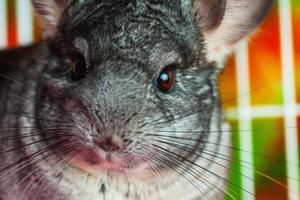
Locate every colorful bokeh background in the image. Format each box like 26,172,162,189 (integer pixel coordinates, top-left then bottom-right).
0,0,300,200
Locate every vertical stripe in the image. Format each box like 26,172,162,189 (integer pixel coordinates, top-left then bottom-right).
0,0,7,49
7,0,17,48
16,0,33,46
33,15,41,42
279,0,299,199
235,41,255,200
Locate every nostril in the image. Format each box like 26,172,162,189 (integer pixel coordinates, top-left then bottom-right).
96,137,122,152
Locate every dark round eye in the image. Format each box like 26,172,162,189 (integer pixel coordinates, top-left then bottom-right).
68,52,88,81
156,66,175,93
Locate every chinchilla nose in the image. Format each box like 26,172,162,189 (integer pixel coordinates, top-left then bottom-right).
96,136,123,152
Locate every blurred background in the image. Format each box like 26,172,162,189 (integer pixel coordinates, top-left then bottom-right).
0,0,299,199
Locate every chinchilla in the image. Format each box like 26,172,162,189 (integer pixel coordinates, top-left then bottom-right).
0,0,274,199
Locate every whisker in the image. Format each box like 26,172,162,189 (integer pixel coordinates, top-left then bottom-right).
147,150,216,200
0,71,76,122
152,143,254,198
0,127,72,141
0,72,25,86
20,146,79,199
6,113,71,124
156,126,297,134
0,139,70,179
151,145,239,200
0,133,73,154
145,133,299,167
153,137,296,195
1,145,77,193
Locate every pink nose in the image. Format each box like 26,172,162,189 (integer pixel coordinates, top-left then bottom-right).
96,136,123,152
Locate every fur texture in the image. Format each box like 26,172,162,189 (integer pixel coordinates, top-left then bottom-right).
0,0,274,199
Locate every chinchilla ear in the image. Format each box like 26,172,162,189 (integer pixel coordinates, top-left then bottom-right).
192,0,274,62
192,0,227,32
31,0,70,39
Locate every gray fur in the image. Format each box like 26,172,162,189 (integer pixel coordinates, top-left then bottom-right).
0,0,274,199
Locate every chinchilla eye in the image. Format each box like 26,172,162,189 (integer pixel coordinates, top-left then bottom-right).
156,66,175,93
68,52,88,81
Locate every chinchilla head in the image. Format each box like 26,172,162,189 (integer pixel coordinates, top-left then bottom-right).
31,0,273,182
